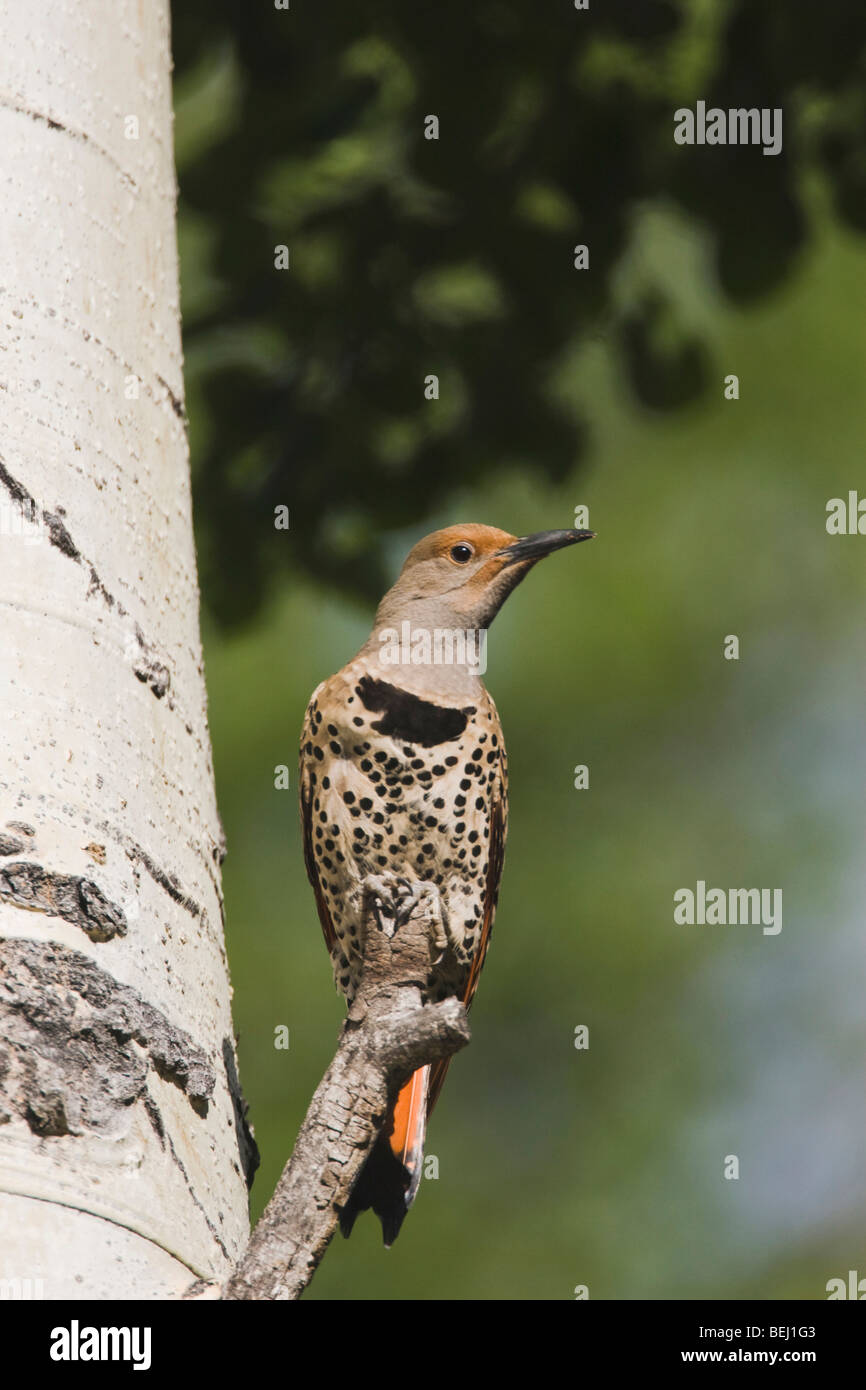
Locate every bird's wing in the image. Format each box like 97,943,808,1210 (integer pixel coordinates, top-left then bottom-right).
427,739,509,1114
464,775,508,1008
298,684,338,954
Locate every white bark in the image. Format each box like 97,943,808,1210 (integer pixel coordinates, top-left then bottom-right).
0,1,252,1297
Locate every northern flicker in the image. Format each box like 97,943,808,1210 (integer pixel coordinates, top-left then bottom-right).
299,523,594,1243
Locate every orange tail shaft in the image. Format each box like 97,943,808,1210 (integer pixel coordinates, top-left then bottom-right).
389,1064,429,1207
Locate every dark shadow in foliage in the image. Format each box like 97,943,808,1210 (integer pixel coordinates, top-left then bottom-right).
171,0,866,626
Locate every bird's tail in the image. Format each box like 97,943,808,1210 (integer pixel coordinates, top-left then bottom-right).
339,1064,429,1246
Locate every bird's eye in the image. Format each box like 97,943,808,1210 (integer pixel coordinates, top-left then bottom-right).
450,543,474,564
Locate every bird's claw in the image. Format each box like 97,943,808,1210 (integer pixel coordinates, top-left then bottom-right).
362,875,450,957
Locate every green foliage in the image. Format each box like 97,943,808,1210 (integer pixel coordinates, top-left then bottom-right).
173,0,866,625
205,213,866,1299
175,2,866,1300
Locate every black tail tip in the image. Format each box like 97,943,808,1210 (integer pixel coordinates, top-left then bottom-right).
338,1196,408,1247
379,1207,408,1249
339,1136,412,1245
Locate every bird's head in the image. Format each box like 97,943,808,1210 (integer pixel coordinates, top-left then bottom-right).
377,523,595,631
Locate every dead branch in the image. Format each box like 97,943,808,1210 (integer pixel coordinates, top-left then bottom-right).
219,876,470,1300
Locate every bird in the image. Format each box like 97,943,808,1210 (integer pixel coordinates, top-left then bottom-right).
298,522,594,1243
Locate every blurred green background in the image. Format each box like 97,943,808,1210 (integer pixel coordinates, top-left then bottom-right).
172,2,866,1298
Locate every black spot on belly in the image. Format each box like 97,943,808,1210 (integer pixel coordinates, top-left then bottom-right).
355,676,470,747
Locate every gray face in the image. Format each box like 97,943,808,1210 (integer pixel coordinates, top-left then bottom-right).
361,526,595,698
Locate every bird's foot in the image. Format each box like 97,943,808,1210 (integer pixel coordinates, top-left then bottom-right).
362,874,414,938
362,876,449,958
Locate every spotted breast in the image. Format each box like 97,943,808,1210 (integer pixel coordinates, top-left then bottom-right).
299,659,508,1010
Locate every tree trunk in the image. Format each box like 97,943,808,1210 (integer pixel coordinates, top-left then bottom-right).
0,0,252,1299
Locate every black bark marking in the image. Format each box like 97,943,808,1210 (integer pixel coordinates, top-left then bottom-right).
41,508,80,560
355,677,470,747
86,565,116,608
0,96,138,190
163,1123,231,1261
222,1037,260,1191
143,1091,166,1145
0,834,27,857
0,939,215,1140
0,861,127,942
0,456,32,506
134,662,171,699
132,623,171,699
155,373,186,422
126,840,201,918
0,452,173,702
0,461,82,567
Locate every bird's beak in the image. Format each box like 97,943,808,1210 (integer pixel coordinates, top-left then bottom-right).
496,529,596,566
